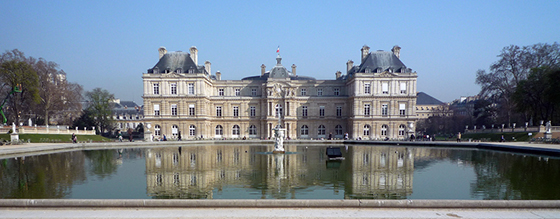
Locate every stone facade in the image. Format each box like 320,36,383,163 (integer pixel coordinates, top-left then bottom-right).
142,45,417,140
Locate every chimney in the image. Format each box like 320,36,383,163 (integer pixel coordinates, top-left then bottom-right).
392,45,401,59
189,46,198,65
204,61,211,74
261,64,266,76
158,47,167,59
291,64,297,76
215,71,221,80
346,60,354,73
335,71,342,79
361,45,370,62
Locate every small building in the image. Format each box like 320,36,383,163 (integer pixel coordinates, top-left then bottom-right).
415,92,450,119
112,99,144,131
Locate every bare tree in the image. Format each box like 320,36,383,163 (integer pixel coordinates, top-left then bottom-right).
476,42,560,124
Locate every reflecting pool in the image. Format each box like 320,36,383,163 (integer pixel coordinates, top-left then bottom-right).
1,144,559,200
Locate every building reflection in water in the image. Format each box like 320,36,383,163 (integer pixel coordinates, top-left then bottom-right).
145,145,446,199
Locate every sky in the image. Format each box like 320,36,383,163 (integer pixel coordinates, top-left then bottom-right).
1,0,559,104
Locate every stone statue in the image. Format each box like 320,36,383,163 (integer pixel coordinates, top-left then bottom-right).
546,121,552,133
11,122,16,133
274,128,284,151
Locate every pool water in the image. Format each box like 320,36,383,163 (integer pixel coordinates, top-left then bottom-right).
1,144,559,200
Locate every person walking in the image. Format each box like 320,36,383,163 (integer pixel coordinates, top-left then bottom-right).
456,132,461,142
118,130,123,142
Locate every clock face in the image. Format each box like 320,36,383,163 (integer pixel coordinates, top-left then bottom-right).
147,124,151,129
276,87,281,93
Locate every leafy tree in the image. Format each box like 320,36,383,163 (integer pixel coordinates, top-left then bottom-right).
0,58,40,126
85,88,115,133
512,67,560,124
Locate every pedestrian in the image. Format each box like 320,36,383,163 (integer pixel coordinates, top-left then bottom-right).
178,131,182,141
118,130,123,142
128,128,133,142
500,135,505,142
457,132,461,142
72,133,77,143
329,132,332,140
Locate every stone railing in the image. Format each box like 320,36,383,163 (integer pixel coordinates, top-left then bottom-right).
464,125,556,134
0,126,96,135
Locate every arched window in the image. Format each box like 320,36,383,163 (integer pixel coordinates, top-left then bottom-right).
363,125,370,136
398,124,406,136
215,125,223,137
301,125,309,136
232,125,240,137
249,125,257,136
172,125,179,137
189,125,196,137
335,125,343,135
154,125,161,136
317,125,325,136
381,125,388,136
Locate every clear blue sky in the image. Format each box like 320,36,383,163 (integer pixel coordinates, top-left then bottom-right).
1,0,559,104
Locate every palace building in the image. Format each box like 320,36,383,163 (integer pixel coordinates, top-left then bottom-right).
142,45,417,140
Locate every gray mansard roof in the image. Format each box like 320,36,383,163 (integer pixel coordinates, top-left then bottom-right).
147,51,206,74
348,51,411,75
416,92,444,105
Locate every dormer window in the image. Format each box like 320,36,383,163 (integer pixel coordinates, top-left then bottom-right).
152,67,159,74
376,68,382,73
176,68,182,73
165,68,170,73
388,68,393,73
188,68,194,74
365,68,371,73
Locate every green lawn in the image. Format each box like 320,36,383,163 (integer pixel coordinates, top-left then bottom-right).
0,134,113,143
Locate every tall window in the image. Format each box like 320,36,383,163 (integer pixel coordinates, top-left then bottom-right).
335,125,343,135
400,82,407,94
232,125,240,136
250,106,256,117
216,106,222,117
399,103,406,116
317,88,323,96
154,104,160,116
300,125,309,136
334,88,340,96
336,106,342,118
381,124,388,136
188,83,195,95
170,83,177,95
382,104,388,116
319,106,325,117
154,125,161,136
300,88,307,96
364,83,371,94
318,125,325,136
172,125,178,137
382,82,389,94
302,106,308,117
233,106,239,117
398,124,406,136
153,83,159,95
218,88,224,96
189,104,195,116
251,88,257,96
249,125,257,136
364,104,370,116
364,125,370,136
275,104,283,117
189,125,196,136
215,125,223,136
235,88,240,96
171,104,177,116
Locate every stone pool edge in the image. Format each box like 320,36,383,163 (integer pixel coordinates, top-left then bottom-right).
1,199,560,209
